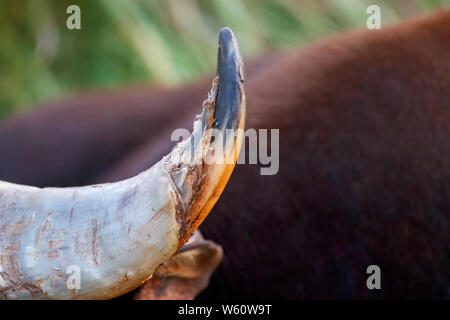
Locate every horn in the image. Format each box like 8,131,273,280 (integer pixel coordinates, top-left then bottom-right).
0,27,245,300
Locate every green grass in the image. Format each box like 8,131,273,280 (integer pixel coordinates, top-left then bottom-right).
0,0,449,118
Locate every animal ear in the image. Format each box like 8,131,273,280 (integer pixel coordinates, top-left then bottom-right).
133,231,223,300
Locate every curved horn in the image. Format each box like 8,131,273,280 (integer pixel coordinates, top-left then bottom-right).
0,27,245,300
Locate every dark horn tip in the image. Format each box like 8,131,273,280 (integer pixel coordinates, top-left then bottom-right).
215,27,245,131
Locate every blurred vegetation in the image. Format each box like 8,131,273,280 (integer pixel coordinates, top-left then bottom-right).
0,0,449,118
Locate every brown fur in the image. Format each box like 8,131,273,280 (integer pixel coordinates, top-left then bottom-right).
1,11,449,298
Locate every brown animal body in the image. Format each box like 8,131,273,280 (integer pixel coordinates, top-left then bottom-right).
1,11,449,298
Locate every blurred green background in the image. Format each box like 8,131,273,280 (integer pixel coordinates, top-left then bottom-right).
1,0,449,119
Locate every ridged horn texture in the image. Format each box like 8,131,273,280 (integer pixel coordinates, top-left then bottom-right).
0,27,245,300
